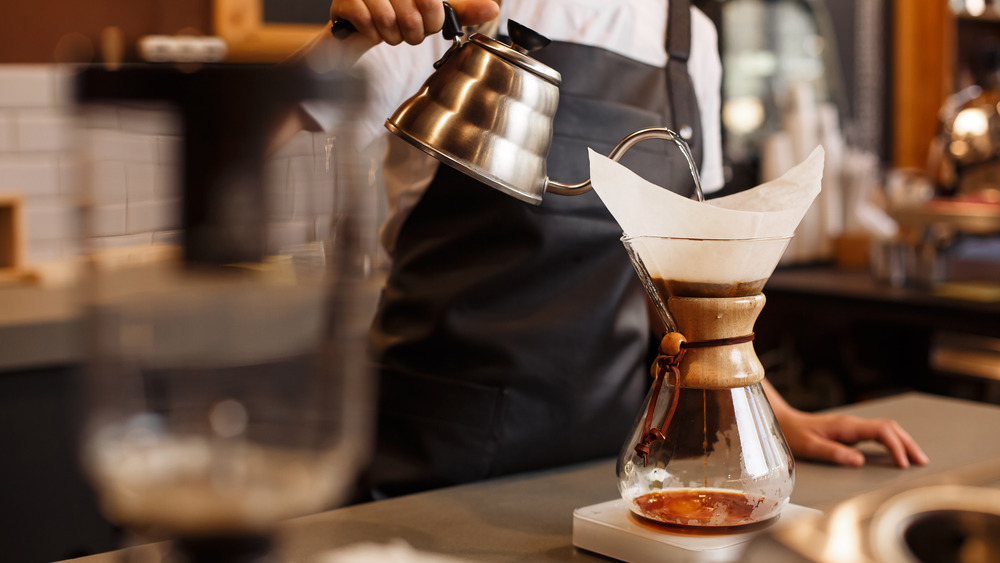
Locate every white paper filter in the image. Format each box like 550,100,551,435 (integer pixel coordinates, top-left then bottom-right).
589,146,824,284
626,236,791,286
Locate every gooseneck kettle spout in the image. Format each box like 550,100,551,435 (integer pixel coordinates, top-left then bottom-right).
545,127,704,202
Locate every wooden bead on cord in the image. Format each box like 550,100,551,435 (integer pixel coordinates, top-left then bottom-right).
659,332,686,357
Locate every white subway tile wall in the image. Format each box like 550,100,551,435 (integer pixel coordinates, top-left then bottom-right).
0,113,15,152
88,202,128,238
0,66,57,108
0,66,76,263
16,110,71,152
0,64,344,267
0,156,61,197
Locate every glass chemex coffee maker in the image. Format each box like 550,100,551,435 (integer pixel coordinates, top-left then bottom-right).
616,234,795,529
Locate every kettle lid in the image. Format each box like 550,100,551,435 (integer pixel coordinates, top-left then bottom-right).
469,34,561,85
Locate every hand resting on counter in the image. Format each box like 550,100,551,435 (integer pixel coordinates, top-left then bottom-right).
763,380,930,468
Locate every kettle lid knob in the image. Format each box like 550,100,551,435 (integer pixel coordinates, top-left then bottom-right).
508,20,550,54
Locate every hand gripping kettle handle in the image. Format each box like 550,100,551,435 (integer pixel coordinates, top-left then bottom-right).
332,2,463,40
326,2,463,68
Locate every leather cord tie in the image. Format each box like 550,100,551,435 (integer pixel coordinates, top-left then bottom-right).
633,332,755,466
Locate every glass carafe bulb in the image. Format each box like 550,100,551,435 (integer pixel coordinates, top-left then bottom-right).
617,381,794,527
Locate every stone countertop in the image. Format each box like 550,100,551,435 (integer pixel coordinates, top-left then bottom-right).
55,393,1000,562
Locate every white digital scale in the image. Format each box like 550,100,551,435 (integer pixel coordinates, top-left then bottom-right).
572,499,822,562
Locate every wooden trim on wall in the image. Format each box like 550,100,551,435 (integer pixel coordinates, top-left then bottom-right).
0,194,24,281
213,0,325,62
893,0,954,169
0,0,211,63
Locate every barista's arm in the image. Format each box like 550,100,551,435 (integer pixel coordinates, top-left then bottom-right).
763,379,929,469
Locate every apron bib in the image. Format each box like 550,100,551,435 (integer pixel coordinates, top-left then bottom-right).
368,0,703,495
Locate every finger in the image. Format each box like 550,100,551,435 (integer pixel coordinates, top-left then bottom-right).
368,0,406,45
447,0,500,27
331,0,382,44
873,421,911,468
897,425,930,465
330,0,350,22
840,418,924,468
414,0,445,35
836,418,913,468
798,435,865,467
390,0,431,45
875,420,929,467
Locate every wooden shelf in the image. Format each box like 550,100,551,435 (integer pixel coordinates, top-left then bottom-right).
956,11,1000,23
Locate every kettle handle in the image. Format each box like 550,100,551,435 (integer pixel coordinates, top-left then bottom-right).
331,2,463,41
440,2,464,41
545,127,705,203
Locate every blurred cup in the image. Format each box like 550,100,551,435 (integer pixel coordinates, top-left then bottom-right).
870,238,914,287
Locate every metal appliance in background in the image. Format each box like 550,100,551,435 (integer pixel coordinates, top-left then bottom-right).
931,54,1000,201
73,61,376,562
903,44,1000,288
743,462,1000,562
382,3,704,204
877,81,1000,290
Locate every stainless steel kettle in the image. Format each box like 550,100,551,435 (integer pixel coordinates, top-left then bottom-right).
385,3,704,204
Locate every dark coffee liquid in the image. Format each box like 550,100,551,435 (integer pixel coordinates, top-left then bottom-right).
633,489,765,527
652,278,766,298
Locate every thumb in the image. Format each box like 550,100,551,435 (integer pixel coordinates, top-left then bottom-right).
446,0,501,27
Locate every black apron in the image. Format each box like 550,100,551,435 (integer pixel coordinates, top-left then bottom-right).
368,0,704,496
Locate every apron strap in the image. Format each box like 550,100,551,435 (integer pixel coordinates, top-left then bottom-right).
667,0,692,62
664,0,703,170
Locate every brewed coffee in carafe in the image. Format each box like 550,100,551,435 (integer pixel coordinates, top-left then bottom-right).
617,236,794,528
